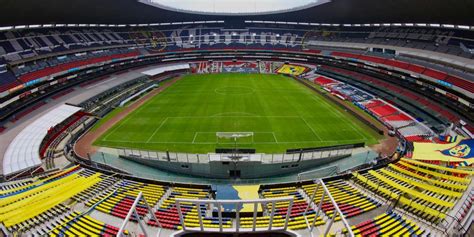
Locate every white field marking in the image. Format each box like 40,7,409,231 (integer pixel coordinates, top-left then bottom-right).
194,131,275,143
101,82,177,141
146,117,169,143
103,139,366,145
166,115,301,119
300,116,323,141
102,113,137,141
192,132,199,144
210,112,259,117
214,86,256,96
272,132,279,143
311,96,368,140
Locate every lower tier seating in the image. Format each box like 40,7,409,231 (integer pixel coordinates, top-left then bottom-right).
43,211,129,236
86,180,166,220
303,180,380,220
342,211,426,236
351,158,470,224
0,167,100,231
261,186,325,230
148,187,232,230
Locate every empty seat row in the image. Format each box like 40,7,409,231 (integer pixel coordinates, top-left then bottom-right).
303,180,380,220
86,180,166,220
342,211,426,236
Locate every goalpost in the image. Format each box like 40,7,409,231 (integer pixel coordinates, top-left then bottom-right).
216,132,254,145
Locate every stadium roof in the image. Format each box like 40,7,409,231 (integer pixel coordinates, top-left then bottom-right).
0,0,473,27
141,0,330,15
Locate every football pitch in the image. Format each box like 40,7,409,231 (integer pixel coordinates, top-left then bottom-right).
94,73,381,153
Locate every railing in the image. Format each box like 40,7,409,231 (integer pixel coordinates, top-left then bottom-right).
117,191,161,237
450,188,473,235
117,145,354,164
304,179,354,237
175,197,294,233
4,165,45,182
297,165,339,181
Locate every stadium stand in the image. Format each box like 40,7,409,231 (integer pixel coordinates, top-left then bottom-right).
302,180,381,220
0,158,471,236
46,211,129,237
147,186,232,230
86,180,166,220
0,12,473,237
353,159,471,224
341,211,427,236
313,76,339,86
260,186,325,230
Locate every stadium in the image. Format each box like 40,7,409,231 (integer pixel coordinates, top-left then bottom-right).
0,0,473,236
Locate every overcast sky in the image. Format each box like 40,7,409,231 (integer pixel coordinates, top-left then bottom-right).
151,0,323,13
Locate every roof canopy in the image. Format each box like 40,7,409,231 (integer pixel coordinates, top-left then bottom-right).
0,0,473,26
142,0,329,15
3,104,82,175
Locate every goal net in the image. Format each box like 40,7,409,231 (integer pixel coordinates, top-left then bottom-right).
216,132,254,144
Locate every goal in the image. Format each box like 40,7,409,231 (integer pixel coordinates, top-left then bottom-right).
216,132,254,144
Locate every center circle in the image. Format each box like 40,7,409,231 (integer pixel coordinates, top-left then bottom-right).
215,86,255,95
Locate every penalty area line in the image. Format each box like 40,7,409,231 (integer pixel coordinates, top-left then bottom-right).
272,132,279,143
300,116,323,141
146,117,169,143
192,132,199,144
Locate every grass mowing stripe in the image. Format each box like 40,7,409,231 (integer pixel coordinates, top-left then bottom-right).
95,73,380,153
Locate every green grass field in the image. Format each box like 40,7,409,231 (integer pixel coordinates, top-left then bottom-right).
94,73,381,153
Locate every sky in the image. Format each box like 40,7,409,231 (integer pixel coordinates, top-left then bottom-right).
150,0,325,14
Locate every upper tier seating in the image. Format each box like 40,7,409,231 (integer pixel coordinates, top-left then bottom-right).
329,51,474,93
0,67,19,93
17,51,139,83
